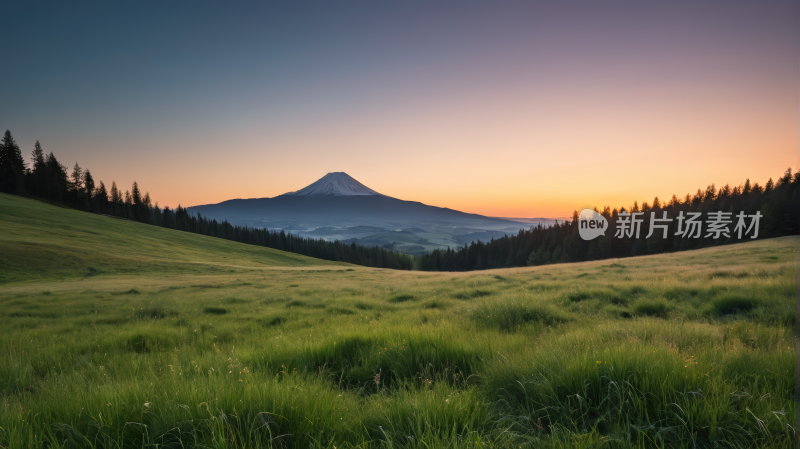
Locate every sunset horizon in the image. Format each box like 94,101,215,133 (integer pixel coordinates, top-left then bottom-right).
3,1,797,217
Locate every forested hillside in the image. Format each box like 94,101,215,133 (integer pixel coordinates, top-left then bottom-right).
417,169,799,270
0,130,413,270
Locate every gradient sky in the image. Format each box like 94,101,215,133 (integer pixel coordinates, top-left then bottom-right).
2,1,798,217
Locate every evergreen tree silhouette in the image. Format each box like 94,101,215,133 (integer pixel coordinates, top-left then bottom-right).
83,170,95,198
0,130,27,194
44,152,67,201
131,182,143,221
95,181,109,213
110,181,121,216
71,162,82,191
30,141,46,196
83,169,96,211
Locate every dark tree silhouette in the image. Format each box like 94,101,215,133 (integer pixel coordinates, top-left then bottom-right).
29,141,46,196
0,130,27,194
109,181,121,216
83,170,95,199
71,162,83,194
95,180,109,212
44,152,68,201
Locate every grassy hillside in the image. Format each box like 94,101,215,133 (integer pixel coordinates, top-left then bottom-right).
0,194,796,448
0,194,342,285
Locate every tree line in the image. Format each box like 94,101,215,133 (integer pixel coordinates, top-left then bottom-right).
416,169,799,271
0,130,414,270
3,129,796,273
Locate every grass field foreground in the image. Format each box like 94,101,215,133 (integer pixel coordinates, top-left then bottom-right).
0,194,796,448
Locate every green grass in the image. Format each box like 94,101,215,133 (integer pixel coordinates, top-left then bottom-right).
0,194,339,285
0,194,796,448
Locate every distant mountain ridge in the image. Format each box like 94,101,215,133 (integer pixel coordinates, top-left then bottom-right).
189,172,522,227
187,172,527,255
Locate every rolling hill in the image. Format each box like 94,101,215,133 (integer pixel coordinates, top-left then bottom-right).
0,194,343,285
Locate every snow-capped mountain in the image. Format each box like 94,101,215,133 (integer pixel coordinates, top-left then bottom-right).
187,172,526,254
282,172,382,197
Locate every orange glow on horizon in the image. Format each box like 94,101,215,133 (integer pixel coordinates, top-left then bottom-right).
6,3,795,220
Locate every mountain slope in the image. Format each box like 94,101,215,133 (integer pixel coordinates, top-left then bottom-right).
187,173,524,234
0,194,343,285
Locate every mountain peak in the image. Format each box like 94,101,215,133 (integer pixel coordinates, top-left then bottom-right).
281,172,383,197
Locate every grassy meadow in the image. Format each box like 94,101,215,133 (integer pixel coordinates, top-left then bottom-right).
0,194,796,448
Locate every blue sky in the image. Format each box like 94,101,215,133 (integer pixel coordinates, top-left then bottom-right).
2,1,797,215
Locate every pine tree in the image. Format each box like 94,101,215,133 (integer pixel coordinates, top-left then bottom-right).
143,192,153,224
45,152,67,200
124,190,133,218
652,197,661,209
110,182,120,202
764,178,774,195
704,184,717,203
689,189,701,205
71,162,83,196
83,170,95,198
0,130,27,193
31,141,45,171
131,182,143,221
742,179,751,195
718,184,732,199
30,141,46,196
110,181,121,215
95,181,109,213
132,182,142,205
